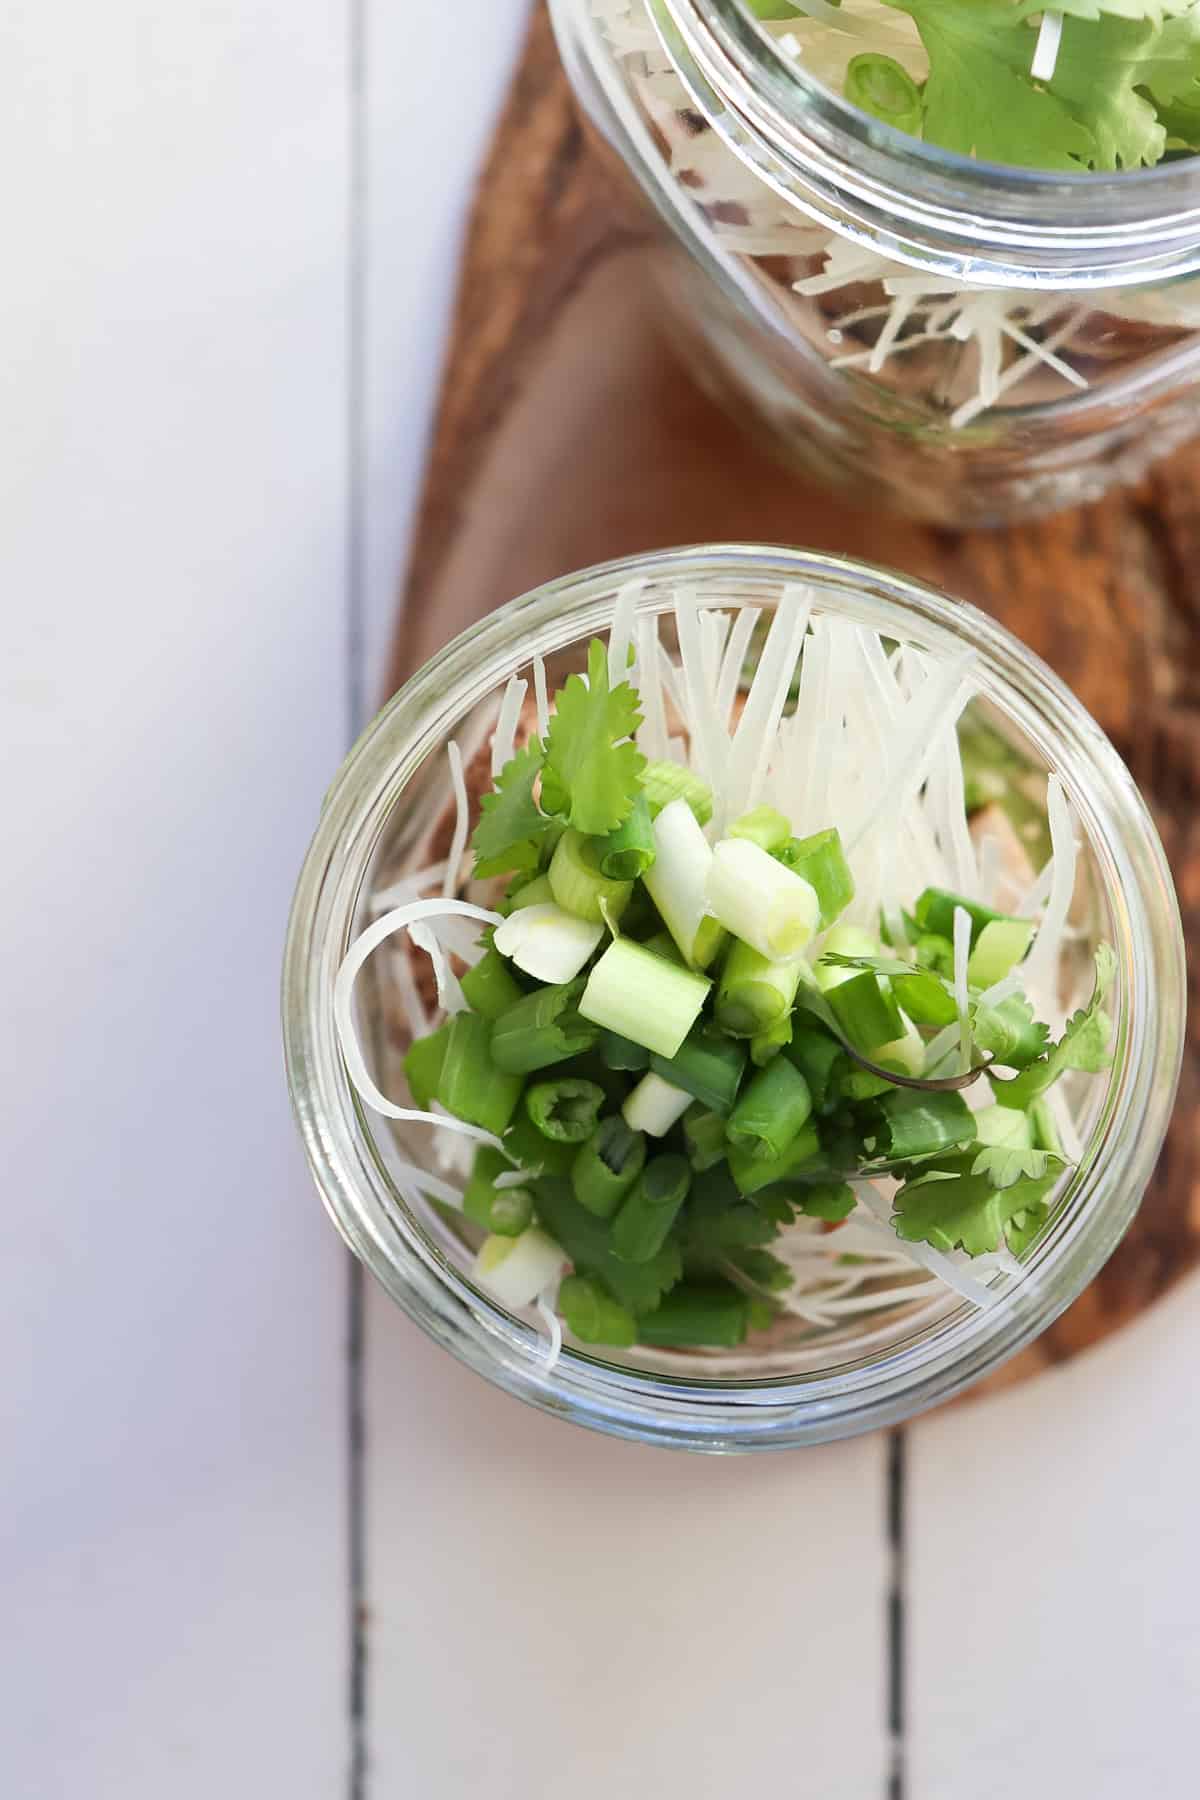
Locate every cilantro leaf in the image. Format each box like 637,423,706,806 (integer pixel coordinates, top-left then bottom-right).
1132,6,1200,120
971,1145,1065,1190
1006,1203,1051,1257
1044,13,1166,168
889,0,1096,168
727,1248,795,1293
992,943,1116,1108
971,993,1051,1070
471,740,558,879
541,639,646,835
893,1164,1064,1257
532,1176,681,1313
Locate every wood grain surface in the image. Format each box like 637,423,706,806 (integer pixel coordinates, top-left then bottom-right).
389,3,1200,1389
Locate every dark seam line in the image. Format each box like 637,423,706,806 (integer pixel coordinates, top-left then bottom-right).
346,1,368,1797
887,1428,908,1800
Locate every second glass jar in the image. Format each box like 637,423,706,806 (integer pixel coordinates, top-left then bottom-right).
551,0,1200,523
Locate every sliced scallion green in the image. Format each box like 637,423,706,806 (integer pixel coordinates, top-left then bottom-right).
967,917,1035,988
649,1023,747,1116
437,1013,523,1134
729,805,790,853
635,1281,750,1348
598,1028,650,1072
727,1057,813,1161
597,792,656,881
571,1115,647,1218
464,1147,534,1237
750,1016,793,1066
682,1107,727,1171
525,1078,606,1143
875,1087,975,1160
459,948,523,1021
579,937,711,1059
489,981,597,1074
776,828,855,929
613,1154,692,1263
715,938,805,1037
728,1120,821,1196
403,1021,450,1110
548,829,633,924
640,760,712,825
558,1274,637,1347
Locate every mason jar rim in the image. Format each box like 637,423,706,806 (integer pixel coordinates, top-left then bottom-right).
282,544,1184,1451
656,0,1200,287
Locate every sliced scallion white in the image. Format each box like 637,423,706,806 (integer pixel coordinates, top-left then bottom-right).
493,903,604,984
706,838,820,961
622,1071,694,1137
578,937,710,1059
642,795,717,966
473,1228,566,1309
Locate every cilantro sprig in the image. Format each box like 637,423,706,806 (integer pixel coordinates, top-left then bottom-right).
991,943,1117,1108
893,1160,1066,1256
469,638,646,879
853,0,1200,169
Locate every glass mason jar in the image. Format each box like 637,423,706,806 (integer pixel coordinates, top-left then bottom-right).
548,0,1200,523
282,546,1183,1451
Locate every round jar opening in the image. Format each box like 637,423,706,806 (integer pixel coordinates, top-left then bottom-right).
283,547,1183,1449
637,0,1200,286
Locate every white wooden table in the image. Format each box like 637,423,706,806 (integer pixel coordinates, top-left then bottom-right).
6,5,1199,1795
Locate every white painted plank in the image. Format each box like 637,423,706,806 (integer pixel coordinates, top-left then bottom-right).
2,4,349,1794
908,1274,1200,1798
360,0,533,697
366,1301,889,1798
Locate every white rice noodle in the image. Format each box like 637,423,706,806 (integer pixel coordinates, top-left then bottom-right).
608,579,644,686
1031,9,1063,82
929,716,979,897
674,590,730,800
333,897,504,1137
1021,775,1076,1017
442,739,471,899
371,858,449,914
535,1288,564,1373
634,615,671,762
388,946,431,1042
1018,849,1057,920
409,920,467,1017
491,678,528,780
726,587,811,822
773,611,827,827
385,1160,466,1209
847,654,976,854
429,1101,479,1178
717,606,760,731
533,653,550,742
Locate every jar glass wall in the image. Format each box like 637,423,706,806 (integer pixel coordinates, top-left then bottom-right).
282,547,1183,1451
549,0,1200,522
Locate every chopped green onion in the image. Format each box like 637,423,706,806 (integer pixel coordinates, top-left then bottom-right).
729,805,790,852
548,829,633,924
459,948,523,1021
785,1024,844,1113
796,1182,856,1223
463,1147,534,1236
571,1116,647,1218
844,52,923,135
489,981,597,1075
751,1016,793,1066
715,939,805,1037
643,796,723,968
818,923,879,967
649,1024,747,1116
579,937,710,1059
635,1281,750,1349
914,932,955,976
597,792,656,881
640,760,712,825
599,1029,650,1072
403,1021,450,1110
683,1107,727,1171
873,1018,926,1078
473,1226,565,1309
493,902,604,984
891,967,958,1028
622,1071,694,1137
506,873,555,913
524,1078,606,1144
836,1064,896,1103
822,969,904,1053
776,828,855,929
613,1154,692,1263
915,887,1011,946
638,929,686,967
437,1013,523,1134
728,1120,821,1196
503,1111,577,1176
558,1274,637,1347
707,837,820,961
967,918,1034,988
875,1087,975,1160
727,1058,813,1161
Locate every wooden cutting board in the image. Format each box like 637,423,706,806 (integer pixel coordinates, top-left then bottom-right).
388,3,1200,1395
